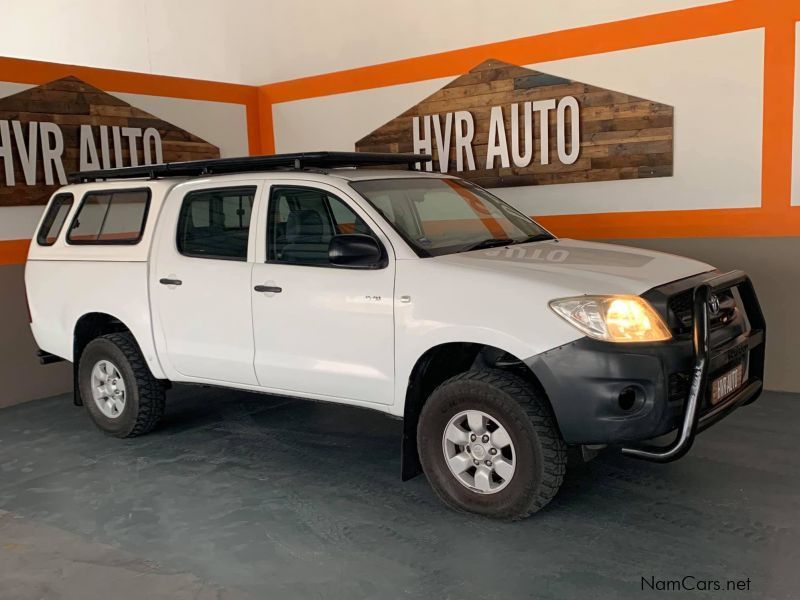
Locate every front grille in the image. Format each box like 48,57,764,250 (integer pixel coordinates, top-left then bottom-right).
667,287,737,335
646,272,766,411
670,361,749,408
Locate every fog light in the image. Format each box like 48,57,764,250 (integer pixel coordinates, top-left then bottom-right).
618,387,638,411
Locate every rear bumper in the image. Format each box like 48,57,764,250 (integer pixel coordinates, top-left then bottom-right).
526,270,766,460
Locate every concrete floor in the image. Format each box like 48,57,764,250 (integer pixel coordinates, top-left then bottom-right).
0,387,797,600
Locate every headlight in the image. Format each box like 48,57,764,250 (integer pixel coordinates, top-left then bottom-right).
549,295,671,342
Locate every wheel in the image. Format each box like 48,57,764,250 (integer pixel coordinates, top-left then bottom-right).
417,369,566,520
78,332,166,438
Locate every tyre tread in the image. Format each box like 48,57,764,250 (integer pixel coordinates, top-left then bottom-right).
99,332,165,437
426,368,567,519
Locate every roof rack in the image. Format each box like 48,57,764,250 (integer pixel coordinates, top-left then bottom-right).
68,151,433,183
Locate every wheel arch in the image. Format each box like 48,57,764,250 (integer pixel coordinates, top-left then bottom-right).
400,341,557,481
72,312,166,405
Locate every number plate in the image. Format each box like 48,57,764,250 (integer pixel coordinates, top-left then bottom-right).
710,363,744,405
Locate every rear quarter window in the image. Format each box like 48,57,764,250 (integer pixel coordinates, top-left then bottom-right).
36,193,74,246
67,189,150,245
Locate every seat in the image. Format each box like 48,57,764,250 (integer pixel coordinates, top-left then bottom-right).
280,209,330,264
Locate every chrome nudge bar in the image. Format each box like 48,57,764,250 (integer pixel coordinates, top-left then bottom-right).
621,270,765,463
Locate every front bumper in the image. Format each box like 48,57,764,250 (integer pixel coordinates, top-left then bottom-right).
526,270,766,461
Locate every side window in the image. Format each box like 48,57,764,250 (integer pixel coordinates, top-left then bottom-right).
328,196,358,233
37,193,74,246
267,186,377,266
68,189,150,244
221,194,252,229
176,186,256,261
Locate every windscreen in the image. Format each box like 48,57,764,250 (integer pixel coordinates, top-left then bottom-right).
350,177,552,257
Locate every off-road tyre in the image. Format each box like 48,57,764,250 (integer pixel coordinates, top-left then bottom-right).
417,369,566,520
78,332,166,438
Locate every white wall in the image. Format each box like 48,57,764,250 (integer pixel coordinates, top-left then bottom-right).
113,94,248,159
0,0,725,85
511,30,763,215
273,78,453,153
273,30,764,217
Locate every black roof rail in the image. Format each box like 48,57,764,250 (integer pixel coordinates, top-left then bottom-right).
68,151,433,183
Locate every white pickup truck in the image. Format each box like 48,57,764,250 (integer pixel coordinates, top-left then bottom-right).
25,152,766,519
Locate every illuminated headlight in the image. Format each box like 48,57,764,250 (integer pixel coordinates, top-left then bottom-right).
549,295,671,343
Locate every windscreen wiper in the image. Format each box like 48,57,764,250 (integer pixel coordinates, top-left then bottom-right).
510,233,555,245
458,238,515,253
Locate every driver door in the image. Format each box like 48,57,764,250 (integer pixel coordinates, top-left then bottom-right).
250,181,396,405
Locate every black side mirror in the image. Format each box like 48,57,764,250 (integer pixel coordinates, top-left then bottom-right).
329,234,384,268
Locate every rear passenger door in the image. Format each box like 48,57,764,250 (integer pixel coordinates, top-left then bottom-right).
151,181,261,385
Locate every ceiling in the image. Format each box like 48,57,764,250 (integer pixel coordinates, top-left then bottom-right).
0,0,726,86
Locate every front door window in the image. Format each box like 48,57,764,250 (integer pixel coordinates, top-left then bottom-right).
267,186,378,266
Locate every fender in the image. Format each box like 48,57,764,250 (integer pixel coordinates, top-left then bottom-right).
397,339,538,481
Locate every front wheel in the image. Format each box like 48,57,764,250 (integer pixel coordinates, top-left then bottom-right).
78,332,166,438
417,369,566,520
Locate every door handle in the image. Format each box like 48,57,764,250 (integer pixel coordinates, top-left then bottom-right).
254,285,282,293
159,278,182,286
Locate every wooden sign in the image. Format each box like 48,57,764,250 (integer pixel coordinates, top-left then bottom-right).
356,59,674,188
0,76,220,206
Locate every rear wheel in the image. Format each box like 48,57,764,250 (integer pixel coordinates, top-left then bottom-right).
78,332,166,438
417,369,566,519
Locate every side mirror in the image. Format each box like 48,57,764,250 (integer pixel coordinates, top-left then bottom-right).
329,234,384,268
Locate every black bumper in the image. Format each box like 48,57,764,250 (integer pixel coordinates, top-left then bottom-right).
527,270,766,461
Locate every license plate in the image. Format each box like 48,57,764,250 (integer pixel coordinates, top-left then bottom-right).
710,363,744,405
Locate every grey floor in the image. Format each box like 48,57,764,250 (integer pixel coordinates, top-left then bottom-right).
0,387,797,600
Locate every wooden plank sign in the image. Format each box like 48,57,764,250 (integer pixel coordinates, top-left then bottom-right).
0,76,220,206
355,59,674,188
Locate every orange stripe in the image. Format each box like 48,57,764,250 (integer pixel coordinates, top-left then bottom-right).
761,16,796,213
0,239,30,266
537,206,800,240
245,96,263,155
258,87,276,155
261,1,776,103
0,56,256,104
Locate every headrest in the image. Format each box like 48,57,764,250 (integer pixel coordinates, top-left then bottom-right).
286,209,324,241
